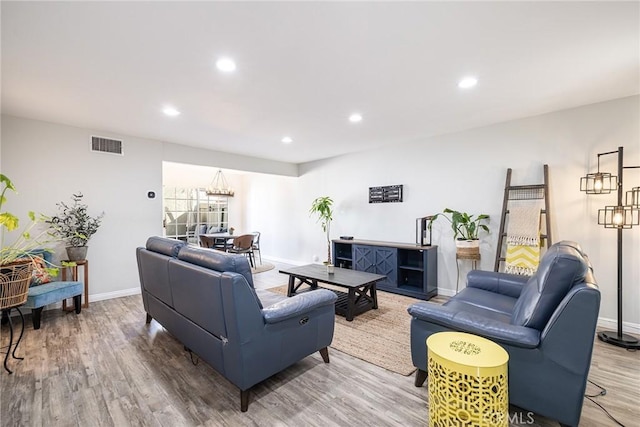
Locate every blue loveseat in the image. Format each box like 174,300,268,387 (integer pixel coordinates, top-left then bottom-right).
136,237,337,411
408,241,600,427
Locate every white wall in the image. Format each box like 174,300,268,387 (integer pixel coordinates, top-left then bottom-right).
1,116,164,300
243,96,640,330
0,115,296,301
2,95,638,331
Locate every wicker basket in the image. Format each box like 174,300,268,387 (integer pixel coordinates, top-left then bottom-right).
0,259,33,310
456,239,480,259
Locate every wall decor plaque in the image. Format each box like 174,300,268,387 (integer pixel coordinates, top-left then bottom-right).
369,185,403,203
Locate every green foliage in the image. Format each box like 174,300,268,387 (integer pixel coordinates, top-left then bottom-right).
430,208,490,240
0,174,59,270
309,196,334,263
48,193,104,247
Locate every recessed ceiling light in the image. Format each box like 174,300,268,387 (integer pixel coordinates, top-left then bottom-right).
216,57,236,72
458,76,478,89
349,113,363,123
163,106,180,116
281,136,293,144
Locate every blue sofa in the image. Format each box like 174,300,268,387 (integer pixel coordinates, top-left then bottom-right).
136,237,337,411
408,241,600,427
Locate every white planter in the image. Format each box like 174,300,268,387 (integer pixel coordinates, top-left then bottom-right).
455,239,480,249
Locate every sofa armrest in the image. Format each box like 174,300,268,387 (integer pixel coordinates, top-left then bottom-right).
262,289,337,324
466,270,529,298
408,302,540,348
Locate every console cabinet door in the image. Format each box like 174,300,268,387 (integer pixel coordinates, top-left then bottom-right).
374,246,397,288
353,245,375,273
353,245,397,287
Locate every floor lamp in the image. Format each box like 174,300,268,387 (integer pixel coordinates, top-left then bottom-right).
580,146,640,349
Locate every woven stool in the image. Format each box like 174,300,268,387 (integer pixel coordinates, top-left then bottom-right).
427,331,509,426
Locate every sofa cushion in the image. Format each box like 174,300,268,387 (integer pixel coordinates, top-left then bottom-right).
255,288,288,308
511,244,588,330
451,287,518,317
146,236,185,257
177,245,255,288
444,299,513,325
23,281,83,309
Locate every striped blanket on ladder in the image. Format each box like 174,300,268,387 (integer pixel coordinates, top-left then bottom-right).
505,200,543,276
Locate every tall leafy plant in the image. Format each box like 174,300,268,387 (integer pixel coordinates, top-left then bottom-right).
309,196,334,263
0,174,58,270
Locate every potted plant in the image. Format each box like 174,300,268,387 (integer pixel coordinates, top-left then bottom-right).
48,193,104,261
1,175,60,307
430,208,490,256
309,196,334,272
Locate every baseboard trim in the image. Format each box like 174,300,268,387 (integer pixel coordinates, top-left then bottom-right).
260,256,306,266
437,288,457,297
90,287,141,302
596,316,640,335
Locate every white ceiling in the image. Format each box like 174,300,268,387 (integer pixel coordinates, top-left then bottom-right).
2,2,638,164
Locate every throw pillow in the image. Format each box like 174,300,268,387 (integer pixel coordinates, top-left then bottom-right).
31,257,52,286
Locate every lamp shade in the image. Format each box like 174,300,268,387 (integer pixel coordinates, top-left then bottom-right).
597,205,639,229
626,187,640,208
580,172,617,194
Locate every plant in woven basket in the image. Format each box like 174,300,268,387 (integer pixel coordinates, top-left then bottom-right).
0,174,61,308
0,174,58,269
429,208,490,241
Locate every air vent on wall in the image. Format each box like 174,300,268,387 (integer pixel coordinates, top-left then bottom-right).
90,136,123,155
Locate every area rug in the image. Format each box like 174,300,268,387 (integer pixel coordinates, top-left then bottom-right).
251,262,275,274
269,284,422,376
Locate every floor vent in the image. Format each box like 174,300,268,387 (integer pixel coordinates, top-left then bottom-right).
91,136,123,155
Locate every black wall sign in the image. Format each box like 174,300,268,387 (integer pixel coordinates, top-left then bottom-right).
369,185,403,203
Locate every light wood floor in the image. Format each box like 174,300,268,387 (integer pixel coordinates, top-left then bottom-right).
1,260,638,427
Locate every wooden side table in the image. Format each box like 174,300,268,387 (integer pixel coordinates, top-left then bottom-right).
61,259,89,311
456,252,480,293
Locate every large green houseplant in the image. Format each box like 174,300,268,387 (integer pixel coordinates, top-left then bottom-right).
0,174,58,266
48,193,104,261
309,196,334,265
430,208,490,256
1,175,60,305
431,208,490,241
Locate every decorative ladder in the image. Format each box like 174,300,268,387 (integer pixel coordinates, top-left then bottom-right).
494,164,553,272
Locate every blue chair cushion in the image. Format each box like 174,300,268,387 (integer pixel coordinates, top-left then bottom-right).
23,281,83,309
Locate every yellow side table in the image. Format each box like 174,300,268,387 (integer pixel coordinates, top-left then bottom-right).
427,332,509,426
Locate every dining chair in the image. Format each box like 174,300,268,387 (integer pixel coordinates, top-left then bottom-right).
251,231,262,265
227,234,255,268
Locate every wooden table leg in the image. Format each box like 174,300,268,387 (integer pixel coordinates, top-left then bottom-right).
287,275,295,297
370,283,378,309
346,288,355,321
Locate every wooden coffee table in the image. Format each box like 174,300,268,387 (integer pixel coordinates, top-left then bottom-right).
279,264,386,321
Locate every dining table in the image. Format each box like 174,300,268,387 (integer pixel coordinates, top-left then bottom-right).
201,233,237,250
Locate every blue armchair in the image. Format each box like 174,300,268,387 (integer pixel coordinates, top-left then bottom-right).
407,241,600,427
